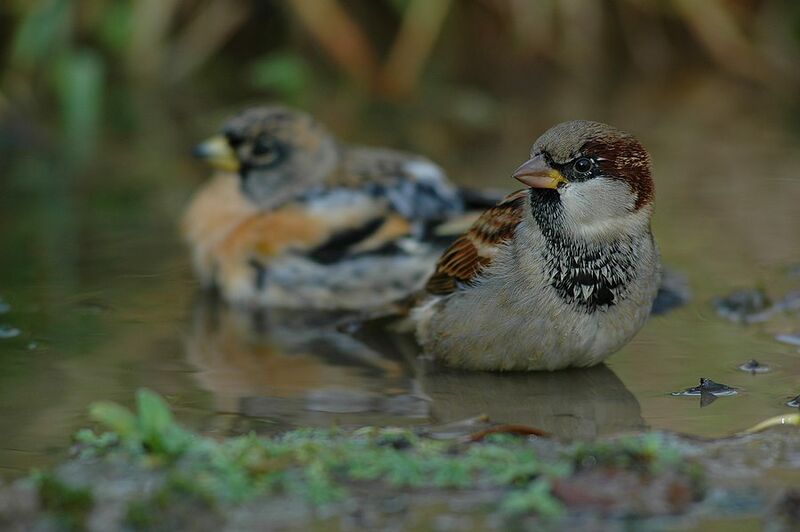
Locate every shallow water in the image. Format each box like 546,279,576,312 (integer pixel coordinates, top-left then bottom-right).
1,76,799,478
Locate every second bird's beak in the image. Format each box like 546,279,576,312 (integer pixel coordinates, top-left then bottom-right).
512,154,566,189
193,135,239,172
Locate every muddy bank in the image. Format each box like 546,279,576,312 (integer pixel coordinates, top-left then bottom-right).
1,391,798,531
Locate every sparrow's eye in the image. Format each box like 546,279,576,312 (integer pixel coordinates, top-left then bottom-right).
250,135,284,167
572,157,593,175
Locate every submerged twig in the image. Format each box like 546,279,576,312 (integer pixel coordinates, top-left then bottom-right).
468,424,551,442
742,414,800,434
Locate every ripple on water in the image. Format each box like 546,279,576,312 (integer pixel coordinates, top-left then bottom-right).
737,359,770,374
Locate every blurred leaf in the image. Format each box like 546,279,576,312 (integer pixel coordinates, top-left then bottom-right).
136,388,173,439
388,0,412,14
249,52,312,99
136,388,191,456
97,0,133,54
10,0,72,70
90,401,138,438
53,49,104,162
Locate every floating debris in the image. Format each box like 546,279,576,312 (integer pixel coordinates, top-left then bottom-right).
671,378,737,406
671,378,738,397
743,413,800,433
0,325,20,339
775,333,800,347
738,359,770,374
787,395,800,408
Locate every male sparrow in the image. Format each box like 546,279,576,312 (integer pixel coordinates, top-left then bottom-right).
183,105,471,310
414,120,661,371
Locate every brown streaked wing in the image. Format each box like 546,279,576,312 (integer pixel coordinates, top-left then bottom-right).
426,189,527,295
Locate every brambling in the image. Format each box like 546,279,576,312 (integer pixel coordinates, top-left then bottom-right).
183,105,469,310
414,120,661,371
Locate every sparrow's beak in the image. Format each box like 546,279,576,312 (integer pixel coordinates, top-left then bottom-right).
193,135,239,172
512,154,566,189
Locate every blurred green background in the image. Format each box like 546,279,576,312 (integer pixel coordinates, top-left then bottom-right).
3,0,800,164
2,0,800,476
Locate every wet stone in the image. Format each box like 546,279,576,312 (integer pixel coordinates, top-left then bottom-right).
775,333,800,347
671,378,737,397
650,269,692,316
714,289,800,324
738,359,770,374
775,291,800,313
713,289,772,323
0,325,20,339
775,489,800,527
787,395,800,408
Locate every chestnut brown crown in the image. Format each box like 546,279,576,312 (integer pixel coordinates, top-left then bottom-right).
533,120,654,210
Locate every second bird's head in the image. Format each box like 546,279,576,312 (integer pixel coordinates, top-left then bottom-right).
193,106,340,207
512,120,654,238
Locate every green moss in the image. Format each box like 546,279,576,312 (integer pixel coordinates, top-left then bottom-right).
35,472,93,530
67,389,704,520
567,433,683,475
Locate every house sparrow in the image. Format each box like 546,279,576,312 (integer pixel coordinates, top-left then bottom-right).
183,105,471,310
414,120,661,371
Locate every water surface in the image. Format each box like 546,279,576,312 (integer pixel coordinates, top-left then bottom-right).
1,76,799,477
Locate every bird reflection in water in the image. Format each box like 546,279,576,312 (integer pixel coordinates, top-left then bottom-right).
185,295,643,439
418,361,644,439
184,296,428,430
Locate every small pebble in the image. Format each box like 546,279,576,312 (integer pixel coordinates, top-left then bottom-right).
671,378,738,397
738,359,770,374
787,395,800,408
0,325,20,339
775,333,800,347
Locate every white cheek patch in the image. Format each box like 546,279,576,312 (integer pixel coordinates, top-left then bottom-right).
561,178,635,222
559,177,647,241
